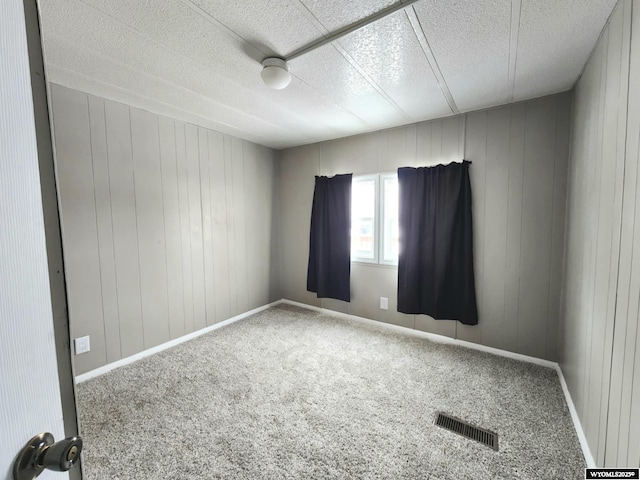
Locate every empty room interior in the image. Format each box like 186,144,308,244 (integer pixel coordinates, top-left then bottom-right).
10,0,640,478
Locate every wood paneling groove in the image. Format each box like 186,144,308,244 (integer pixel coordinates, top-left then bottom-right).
159,117,185,340
85,96,109,367
186,124,206,332
457,110,486,345
129,108,147,350
88,96,121,363
131,108,170,349
51,86,107,372
51,85,279,375
544,98,560,362
210,131,231,322
176,122,194,335
548,94,571,362
585,28,609,458
156,117,171,336
224,135,238,316
618,2,640,465
504,103,525,355
199,127,216,326
105,99,145,358
483,107,510,351
519,97,557,359
604,0,633,466
560,0,640,468
233,138,249,314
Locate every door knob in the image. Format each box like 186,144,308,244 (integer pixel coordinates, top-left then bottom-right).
13,432,82,480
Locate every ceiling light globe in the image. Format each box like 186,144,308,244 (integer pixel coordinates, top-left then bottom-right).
261,58,291,89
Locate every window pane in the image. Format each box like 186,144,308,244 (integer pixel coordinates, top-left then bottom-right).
352,179,376,260
382,175,398,263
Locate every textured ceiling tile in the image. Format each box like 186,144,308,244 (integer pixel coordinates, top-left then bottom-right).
39,0,369,146
37,0,617,149
39,1,257,92
298,0,398,32
338,11,452,121
45,41,366,149
39,2,298,128
414,0,511,112
45,0,271,94
290,43,407,128
43,39,295,144
513,0,617,101
188,0,319,58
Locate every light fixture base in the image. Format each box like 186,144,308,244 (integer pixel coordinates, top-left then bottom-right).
260,57,291,90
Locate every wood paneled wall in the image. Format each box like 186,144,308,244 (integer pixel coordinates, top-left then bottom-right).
50,84,280,375
279,92,571,361
560,0,640,468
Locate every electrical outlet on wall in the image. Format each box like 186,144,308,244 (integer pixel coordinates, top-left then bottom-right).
75,335,90,355
380,297,389,310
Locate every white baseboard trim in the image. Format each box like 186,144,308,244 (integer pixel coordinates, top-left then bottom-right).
279,298,595,467
554,364,596,468
76,297,595,467
75,300,281,384
279,299,556,367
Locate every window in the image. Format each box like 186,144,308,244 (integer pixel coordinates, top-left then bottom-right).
381,174,399,263
351,173,398,265
351,176,377,261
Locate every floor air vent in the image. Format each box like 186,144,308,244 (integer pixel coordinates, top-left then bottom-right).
434,412,499,451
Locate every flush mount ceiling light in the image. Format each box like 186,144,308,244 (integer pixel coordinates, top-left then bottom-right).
261,58,291,90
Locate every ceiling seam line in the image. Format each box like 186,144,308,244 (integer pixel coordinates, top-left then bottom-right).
181,0,374,127
287,0,332,35
277,74,370,126
47,65,286,142
46,54,292,135
284,0,376,124
508,0,523,103
45,51,343,143
331,45,414,122
286,0,413,123
284,0,421,61
181,0,268,59
67,0,348,132
404,7,459,115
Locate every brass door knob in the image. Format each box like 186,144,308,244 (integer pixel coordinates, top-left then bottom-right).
13,432,83,480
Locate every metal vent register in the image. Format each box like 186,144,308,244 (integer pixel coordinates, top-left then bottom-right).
435,412,499,451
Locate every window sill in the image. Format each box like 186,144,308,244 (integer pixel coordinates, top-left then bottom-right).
351,260,398,269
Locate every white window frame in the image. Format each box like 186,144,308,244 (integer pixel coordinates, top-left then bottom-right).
351,174,379,264
379,172,399,266
351,172,398,266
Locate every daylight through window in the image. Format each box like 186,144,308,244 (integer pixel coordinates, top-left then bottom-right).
351,173,398,265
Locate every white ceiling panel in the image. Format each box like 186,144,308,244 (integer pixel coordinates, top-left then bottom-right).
39,0,376,147
36,0,618,149
46,65,281,144
290,43,409,129
413,0,512,113
43,38,297,145
513,0,617,101
296,0,399,32
39,1,310,134
187,0,319,59
337,11,453,121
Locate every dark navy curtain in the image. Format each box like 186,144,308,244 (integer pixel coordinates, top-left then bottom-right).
397,161,478,325
307,174,352,302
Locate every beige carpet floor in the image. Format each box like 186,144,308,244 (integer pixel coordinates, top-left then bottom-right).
77,304,585,479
